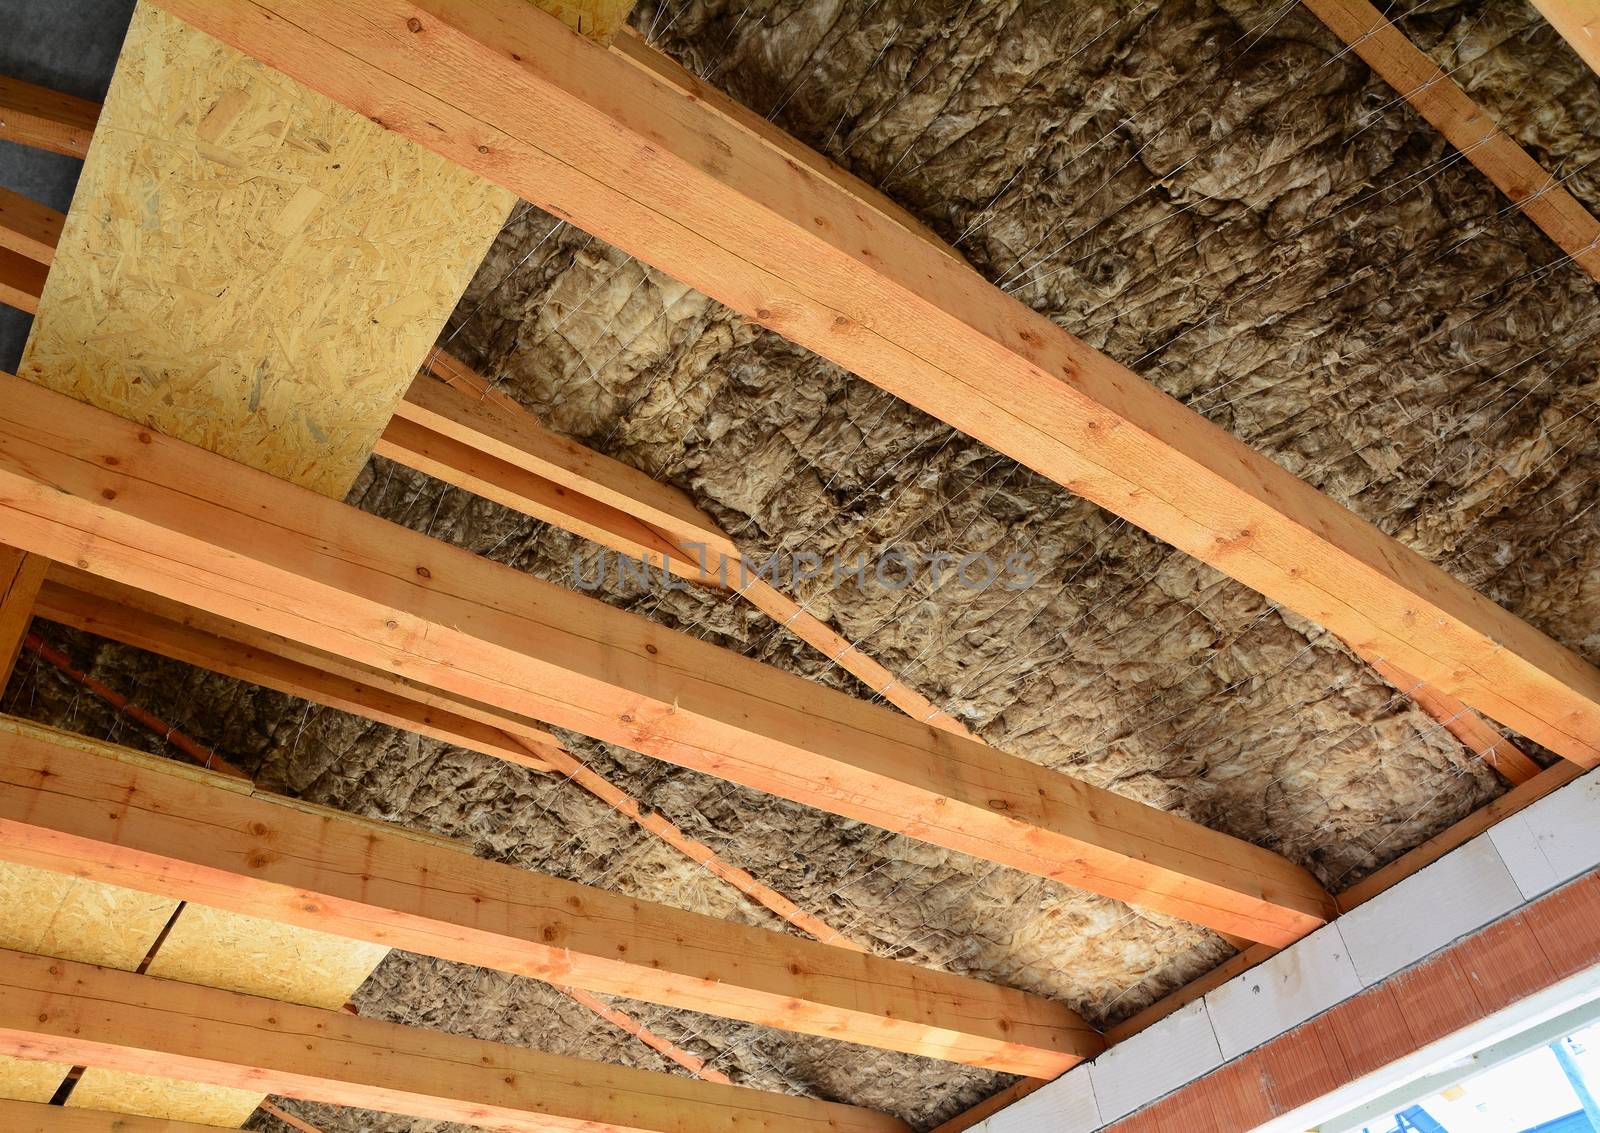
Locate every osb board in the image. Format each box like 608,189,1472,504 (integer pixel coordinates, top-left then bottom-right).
535,0,640,42
0,862,176,967
0,1057,72,1104
0,718,387,1123
67,1072,265,1127
67,906,390,1126
0,861,178,1104
145,903,389,1009
18,1,514,498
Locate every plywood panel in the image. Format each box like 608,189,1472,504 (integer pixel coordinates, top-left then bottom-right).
19,0,513,497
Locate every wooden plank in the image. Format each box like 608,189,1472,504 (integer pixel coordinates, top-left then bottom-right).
0,248,45,315
0,188,63,265
376,414,711,583
34,574,559,772
0,546,46,685
1534,1,1600,77
0,1099,244,1132
1361,652,1544,785
0,76,100,157
0,947,911,1133
148,0,1600,765
0,713,1104,1076
1303,0,1600,281
0,374,1336,945
398,363,738,562
17,2,513,498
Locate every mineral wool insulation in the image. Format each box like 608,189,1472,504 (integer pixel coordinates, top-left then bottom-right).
7,1,1598,1129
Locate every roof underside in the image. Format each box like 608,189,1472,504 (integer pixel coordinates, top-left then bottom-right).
6,1,1598,1129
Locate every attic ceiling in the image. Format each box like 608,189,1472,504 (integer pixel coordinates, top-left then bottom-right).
4,1,1597,1131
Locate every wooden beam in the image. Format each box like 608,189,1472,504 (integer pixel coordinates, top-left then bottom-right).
0,546,47,685
0,714,1103,1076
1534,2,1600,77
0,948,910,1133
1303,0,1600,281
150,0,1600,765
396,359,738,564
34,572,558,773
0,1099,238,1133
0,76,99,157
0,187,63,266
0,247,46,314
0,373,1335,945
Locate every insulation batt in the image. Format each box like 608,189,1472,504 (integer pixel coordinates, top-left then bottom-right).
8,2,1598,1128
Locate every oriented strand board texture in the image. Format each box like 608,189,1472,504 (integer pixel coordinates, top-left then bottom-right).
0,861,177,1105
535,0,640,42
69,908,389,1126
145,904,390,1009
0,719,387,1125
68,1072,265,1127
18,1,514,497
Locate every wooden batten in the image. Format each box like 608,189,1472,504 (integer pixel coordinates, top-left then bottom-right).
0,188,62,266
148,0,1600,764
0,374,1335,945
1303,0,1600,282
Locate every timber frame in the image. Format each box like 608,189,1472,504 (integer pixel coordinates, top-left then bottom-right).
1,2,1598,1131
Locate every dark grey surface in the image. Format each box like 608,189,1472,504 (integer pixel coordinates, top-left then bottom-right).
0,0,136,370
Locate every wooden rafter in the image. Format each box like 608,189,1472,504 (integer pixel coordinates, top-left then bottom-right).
1358,650,1543,785
1302,0,1600,281
35,570,559,773
0,947,910,1133
0,546,46,684
403,353,1564,784
0,714,1102,1076
0,249,46,314
0,75,100,157
1533,1,1600,77
0,187,62,266
148,0,1600,766
0,373,1336,944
